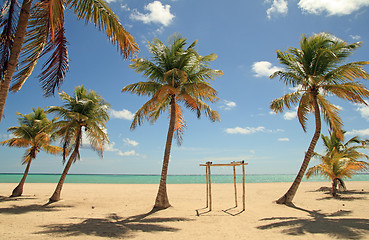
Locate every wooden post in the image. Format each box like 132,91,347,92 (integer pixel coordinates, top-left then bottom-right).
205,163,209,208
242,161,245,211
232,163,237,207
207,162,212,211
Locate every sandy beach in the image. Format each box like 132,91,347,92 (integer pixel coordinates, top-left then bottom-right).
1,181,369,239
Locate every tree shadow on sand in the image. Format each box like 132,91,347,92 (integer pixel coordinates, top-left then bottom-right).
0,195,37,203
0,203,73,214
36,208,194,238
257,204,369,239
310,187,369,201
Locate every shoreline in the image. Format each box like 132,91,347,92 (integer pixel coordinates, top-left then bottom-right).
2,173,369,184
1,182,369,239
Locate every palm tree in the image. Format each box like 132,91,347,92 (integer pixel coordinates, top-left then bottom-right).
0,0,139,122
47,85,110,202
307,131,369,196
270,32,369,204
0,107,62,197
122,34,223,209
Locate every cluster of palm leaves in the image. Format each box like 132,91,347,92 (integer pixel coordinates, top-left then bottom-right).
307,131,369,196
1,85,110,202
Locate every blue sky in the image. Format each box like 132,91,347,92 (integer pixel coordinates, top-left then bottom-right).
1,0,369,175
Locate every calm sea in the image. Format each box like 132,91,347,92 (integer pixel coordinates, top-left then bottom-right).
1,173,369,184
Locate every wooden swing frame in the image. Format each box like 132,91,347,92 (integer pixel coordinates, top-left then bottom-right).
199,161,248,212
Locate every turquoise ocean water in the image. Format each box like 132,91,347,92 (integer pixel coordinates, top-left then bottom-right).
1,173,369,184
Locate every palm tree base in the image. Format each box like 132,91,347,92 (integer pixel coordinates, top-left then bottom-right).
276,194,292,205
10,185,23,197
153,203,171,210
49,192,60,203
154,195,171,210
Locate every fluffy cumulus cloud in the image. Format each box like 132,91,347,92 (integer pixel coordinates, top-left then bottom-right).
110,109,134,120
130,1,175,26
104,142,138,157
298,0,369,16
355,101,369,121
283,111,297,120
346,128,369,136
220,100,237,110
225,126,282,135
123,138,139,147
266,0,288,19
252,61,281,77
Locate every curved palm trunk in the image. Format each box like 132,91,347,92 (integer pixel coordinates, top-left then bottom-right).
0,0,33,122
11,158,32,197
49,127,82,202
276,96,321,204
154,97,176,209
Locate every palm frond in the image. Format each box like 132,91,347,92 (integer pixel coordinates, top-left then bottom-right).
297,92,312,132
38,26,69,96
317,95,343,140
68,0,138,59
323,82,369,105
0,0,19,82
270,90,301,113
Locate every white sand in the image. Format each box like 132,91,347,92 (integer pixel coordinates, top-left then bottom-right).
1,181,369,239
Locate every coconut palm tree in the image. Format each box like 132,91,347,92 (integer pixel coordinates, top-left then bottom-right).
47,85,110,202
0,0,139,122
122,34,222,209
0,107,62,197
270,32,369,204
307,131,369,196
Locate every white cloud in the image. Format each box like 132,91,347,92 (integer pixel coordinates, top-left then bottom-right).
104,142,138,157
284,111,297,120
355,101,369,121
266,0,288,19
298,0,369,16
350,35,361,40
225,126,282,135
121,4,131,11
333,104,343,110
110,109,134,120
0,133,14,140
130,1,175,26
104,0,117,3
346,128,369,136
278,138,290,141
118,150,137,156
220,100,237,110
123,138,139,147
252,61,281,77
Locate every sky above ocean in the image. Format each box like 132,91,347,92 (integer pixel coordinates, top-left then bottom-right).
1,0,369,175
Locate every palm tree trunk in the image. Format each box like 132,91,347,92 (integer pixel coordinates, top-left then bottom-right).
276,95,321,204
0,0,32,122
11,158,32,197
332,178,338,196
49,127,82,202
154,97,176,209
